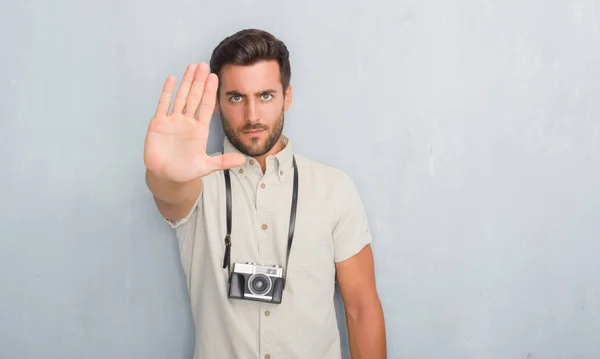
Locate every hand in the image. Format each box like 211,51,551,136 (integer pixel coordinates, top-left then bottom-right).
144,63,246,183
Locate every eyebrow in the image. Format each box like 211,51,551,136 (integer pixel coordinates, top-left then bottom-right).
224,89,279,96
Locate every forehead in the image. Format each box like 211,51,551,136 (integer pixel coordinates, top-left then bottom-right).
218,60,282,93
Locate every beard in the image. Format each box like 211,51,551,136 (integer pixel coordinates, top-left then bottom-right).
221,109,285,157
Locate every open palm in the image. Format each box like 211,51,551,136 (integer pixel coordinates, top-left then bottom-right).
144,63,245,183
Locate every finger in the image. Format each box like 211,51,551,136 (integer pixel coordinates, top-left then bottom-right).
185,62,210,118
196,73,219,124
205,153,246,172
154,76,175,117
172,64,197,114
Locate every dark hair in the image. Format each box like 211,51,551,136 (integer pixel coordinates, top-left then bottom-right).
209,29,292,94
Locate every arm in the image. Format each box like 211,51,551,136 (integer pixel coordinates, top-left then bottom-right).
145,169,202,222
336,244,386,359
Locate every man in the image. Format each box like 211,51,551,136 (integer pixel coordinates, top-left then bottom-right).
144,29,386,359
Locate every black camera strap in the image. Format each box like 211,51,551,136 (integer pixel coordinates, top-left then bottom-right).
222,156,299,287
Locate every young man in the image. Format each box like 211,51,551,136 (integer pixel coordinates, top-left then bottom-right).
144,29,386,359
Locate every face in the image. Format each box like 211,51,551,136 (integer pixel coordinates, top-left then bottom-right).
216,60,292,157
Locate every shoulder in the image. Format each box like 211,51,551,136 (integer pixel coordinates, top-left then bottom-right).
294,152,347,178
293,152,359,196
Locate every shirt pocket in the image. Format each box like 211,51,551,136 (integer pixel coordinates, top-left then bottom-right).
286,208,334,271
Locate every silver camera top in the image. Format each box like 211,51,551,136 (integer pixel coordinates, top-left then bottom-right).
234,262,284,278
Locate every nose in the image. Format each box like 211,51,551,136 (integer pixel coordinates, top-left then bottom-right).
244,99,259,123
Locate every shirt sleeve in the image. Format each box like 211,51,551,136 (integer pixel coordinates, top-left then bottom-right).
163,189,203,281
163,192,202,229
332,172,373,263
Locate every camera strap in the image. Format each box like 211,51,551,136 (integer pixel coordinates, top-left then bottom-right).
222,155,299,287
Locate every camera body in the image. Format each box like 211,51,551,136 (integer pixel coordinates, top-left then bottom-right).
228,262,285,304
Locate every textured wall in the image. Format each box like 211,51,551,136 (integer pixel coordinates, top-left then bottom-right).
1,0,599,358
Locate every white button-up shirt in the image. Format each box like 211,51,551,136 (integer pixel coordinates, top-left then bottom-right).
166,135,372,359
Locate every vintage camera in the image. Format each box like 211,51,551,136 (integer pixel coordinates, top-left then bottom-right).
228,262,285,304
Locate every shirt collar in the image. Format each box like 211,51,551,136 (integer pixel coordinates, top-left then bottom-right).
223,134,294,182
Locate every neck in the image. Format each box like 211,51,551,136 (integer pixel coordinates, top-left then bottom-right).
254,136,285,173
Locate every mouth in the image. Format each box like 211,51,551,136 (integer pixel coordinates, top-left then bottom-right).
242,128,266,136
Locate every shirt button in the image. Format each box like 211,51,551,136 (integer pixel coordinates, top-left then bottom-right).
261,224,268,230
249,159,255,165
238,169,244,174
280,170,284,175
265,355,271,359
260,183,266,189
265,310,270,316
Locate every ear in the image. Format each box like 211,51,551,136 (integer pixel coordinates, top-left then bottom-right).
283,84,293,111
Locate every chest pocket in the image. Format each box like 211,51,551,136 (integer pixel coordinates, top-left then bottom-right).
286,203,334,271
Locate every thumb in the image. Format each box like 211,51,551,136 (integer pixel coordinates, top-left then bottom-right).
205,153,247,172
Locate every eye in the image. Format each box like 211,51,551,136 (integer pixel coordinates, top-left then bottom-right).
261,93,273,101
230,95,243,103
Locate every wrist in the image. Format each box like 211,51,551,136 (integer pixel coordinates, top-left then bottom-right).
145,169,201,205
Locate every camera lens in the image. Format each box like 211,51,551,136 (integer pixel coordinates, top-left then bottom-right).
248,273,271,296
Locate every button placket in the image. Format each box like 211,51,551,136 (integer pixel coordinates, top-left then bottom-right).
260,303,276,359
256,172,276,266
257,174,277,359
